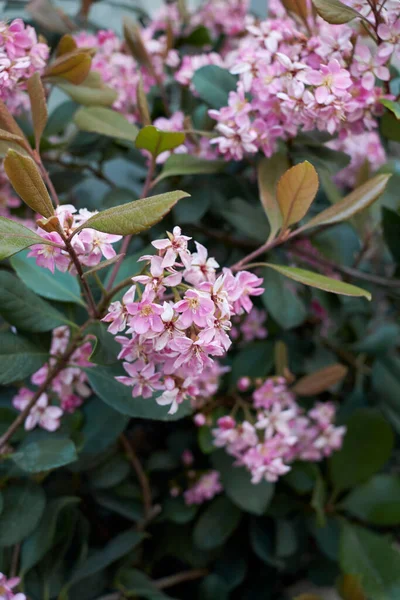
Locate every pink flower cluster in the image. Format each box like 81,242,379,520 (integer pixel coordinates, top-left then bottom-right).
12,326,93,432
74,27,177,122
28,204,121,274
231,307,268,343
212,377,345,484
193,0,250,37
0,19,49,114
184,470,223,505
0,573,26,600
208,1,396,160
102,228,264,414
328,131,386,188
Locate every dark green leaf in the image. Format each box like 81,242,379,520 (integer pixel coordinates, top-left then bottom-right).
70,529,145,584
0,481,46,547
155,154,225,184
381,112,400,142
79,398,129,458
329,409,394,491
382,207,400,264
21,496,80,574
221,198,269,242
0,217,55,260
212,450,274,515
135,125,185,158
262,266,307,329
87,366,192,421
87,322,120,365
193,496,241,550
340,522,400,600
199,574,229,600
89,455,130,489
57,73,118,107
192,65,237,109
117,568,171,599
0,332,48,385
0,271,70,332
381,99,400,119
11,250,83,305
341,475,400,525
11,438,77,473
352,324,400,355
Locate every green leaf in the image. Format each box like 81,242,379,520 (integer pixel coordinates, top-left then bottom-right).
300,174,391,232
212,450,274,515
11,438,77,473
0,271,70,332
380,99,400,119
192,65,237,109
341,475,400,526
0,481,46,547
381,112,400,142
340,522,400,600
155,153,225,184
57,72,118,107
0,332,48,385
78,398,129,459
135,125,185,159
257,153,287,241
21,496,80,574
70,529,145,584
73,191,190,236
221,198,269,243
382,207,400,264
311,476,327,527
193,496,241,550
89,455,130,489
11,250,83,305
117,568,171,600
352,324,400,355
74,106,139,143
276,519,298,557
264,263,371,300
262,266,307,329
312,0,367,24
372,358,400,434
329,409,394,491
0,217,58,261
87,322,120,365
27,72,48,150
87,366,192,421
4,150,54,218
276,161,319,229
199,574,230,600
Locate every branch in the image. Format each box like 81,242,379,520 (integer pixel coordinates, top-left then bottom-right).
154,569,208,590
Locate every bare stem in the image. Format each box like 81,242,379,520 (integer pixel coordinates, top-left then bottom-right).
64,236,99,318
154,569,208,590
120,433,155,525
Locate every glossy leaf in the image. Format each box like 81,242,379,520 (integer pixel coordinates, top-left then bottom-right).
292,364,348,396
73,190,189,236
0,217,56,260
341,475,400,526
74,106,139,143
4,150,54,218
193,496,241,550
212,450,274,515
276,161,319,229
264,263,371,300
117,568,171,599
135,125,185,159
262,266,307,329
87,322,120,366
340,522,400,600
21,496,80,574
257,153,287,240
381,99,400,119
12,438,77,473
155,153,225,184
330,409,394,491
0,271,69,332
11,250,83,305
27,72,48,149
57,73,118,107
300,174,391,232
0,332,48,385
312,0,366,24
0,481,46,547
87,366,192,421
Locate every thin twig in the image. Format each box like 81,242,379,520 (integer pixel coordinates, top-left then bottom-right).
64,237,99,318
154,569,208,590
10,544,21,579
120,434,154,525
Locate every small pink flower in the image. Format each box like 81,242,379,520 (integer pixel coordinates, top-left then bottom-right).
174,289,215,328
152,226,191,268
0,572,26,600
307,59,352,103
22,393,63,432
116,360,162,399
126,292,164,335
28,232,69,274
184,470,223,505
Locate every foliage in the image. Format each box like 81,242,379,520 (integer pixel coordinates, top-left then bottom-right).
0,1,399,599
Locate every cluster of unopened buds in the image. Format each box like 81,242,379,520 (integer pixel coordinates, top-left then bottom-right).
28,204,121,274
103,227,263,414
211,377,345,484
0,572,26,600
0,18,49,114
12,327,93,431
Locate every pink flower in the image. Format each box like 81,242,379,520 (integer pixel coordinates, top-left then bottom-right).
170,335,224,372
152,226,191,268
21,393,63,432
28,232,69,274
116,360,162,399
126,292,164,334
174,289,215,328
307,59,352,103
184,242,219,285
78,229,122,266
230,271,264,314
133,255,182,293
0,573,26,600
184,470,223,505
